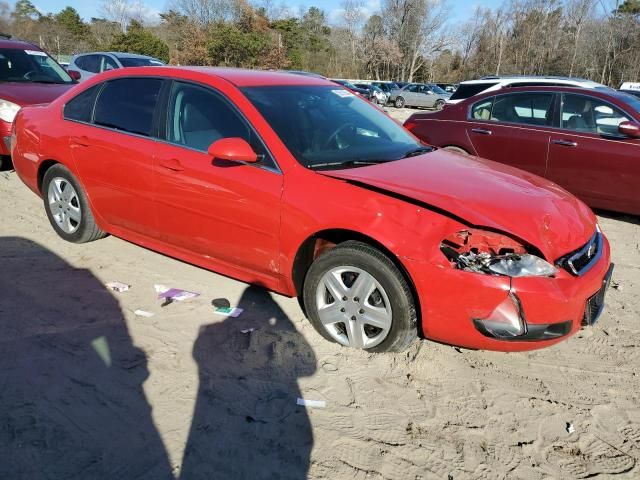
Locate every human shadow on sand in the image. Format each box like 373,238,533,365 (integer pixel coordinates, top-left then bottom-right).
0,237,173,479
180,284,317,480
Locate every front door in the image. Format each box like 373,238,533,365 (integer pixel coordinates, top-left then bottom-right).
153,80,283,277
547,93,640,213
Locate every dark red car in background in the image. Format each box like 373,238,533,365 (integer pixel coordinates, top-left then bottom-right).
0,36,75,168
404,86,640,215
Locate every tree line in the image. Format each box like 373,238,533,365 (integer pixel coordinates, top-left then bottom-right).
1,0,639,87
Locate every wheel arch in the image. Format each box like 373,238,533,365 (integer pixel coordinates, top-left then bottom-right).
37,159,62,193
291,228,422,333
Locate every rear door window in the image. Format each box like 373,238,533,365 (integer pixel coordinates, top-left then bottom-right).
449,82,498,100
490,92,555,126
94,78,163,136
80,55,101,73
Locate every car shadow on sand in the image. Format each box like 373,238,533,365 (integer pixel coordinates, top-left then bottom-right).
0,237,317,479
0,236,173,479
180,284,317,480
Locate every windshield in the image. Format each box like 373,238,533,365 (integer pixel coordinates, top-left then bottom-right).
242,85,423,170
613,91,640,115
117,56,164,67
0,48,73,84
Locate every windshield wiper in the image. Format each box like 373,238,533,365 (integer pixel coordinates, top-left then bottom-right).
402,146,434,158
308,159,390,171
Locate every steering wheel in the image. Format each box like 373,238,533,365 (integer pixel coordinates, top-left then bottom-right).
324,123,356,149
22,70,37,80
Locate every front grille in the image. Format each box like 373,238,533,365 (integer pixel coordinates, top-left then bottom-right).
582,264,614,325
556,231,601,276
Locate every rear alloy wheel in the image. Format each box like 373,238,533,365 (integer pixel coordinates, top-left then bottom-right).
395,97,405,108
303,241,417,352
43,164,106,243
434,99,445,110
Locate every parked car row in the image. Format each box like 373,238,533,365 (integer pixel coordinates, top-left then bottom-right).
67,51,164,82
9,64,615,354
405,85,640,215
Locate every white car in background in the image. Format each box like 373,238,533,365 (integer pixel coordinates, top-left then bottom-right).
447,76,611,105
67,52,164,82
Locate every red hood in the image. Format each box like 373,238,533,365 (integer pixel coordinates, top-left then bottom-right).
322,151,596,260
0,82,74,107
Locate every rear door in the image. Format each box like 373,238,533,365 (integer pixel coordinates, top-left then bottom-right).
66,77,164,237
547,93,640,213
466,92,555,177
152,80,283,277
402,85,419,107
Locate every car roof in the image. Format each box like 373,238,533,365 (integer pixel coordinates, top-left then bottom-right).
460,76,605,88
460,85,629,104
0,38,41,50
73,51,158,60
96,66,334,87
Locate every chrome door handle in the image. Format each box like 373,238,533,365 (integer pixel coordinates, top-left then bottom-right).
552,139,578,147
159,158,184,172
471,128,492,135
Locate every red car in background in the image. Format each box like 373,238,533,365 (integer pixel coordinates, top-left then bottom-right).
405,86,640,215
0,36,76,169
12,67,612,353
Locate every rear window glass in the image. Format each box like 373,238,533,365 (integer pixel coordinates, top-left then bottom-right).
450,82,497,100
94,78,163,136
64,85,101,123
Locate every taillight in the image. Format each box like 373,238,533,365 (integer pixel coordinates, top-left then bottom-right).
404,119,417,131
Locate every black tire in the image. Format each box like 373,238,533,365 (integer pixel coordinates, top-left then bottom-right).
395,97,405,108
42,164,106,243
443,146,470,156
434,99,445,110
303,241,417,353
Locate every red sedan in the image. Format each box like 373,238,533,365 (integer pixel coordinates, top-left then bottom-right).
12,67,612,352
404,86,640,215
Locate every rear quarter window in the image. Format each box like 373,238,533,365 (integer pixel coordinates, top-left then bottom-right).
63,85,101,123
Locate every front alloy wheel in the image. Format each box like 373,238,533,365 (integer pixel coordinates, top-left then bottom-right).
316,266,392,349
304,241,417,352
395,97,405,108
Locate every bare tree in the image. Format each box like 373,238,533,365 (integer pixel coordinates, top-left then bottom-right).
99,0,147,31
341,0,365,73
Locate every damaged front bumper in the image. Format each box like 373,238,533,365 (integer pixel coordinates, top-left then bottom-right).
406,233,612,352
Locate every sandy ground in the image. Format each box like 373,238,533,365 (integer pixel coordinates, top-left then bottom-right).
1,107,640,479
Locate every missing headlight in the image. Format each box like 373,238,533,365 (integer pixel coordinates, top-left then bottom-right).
441,229,557,277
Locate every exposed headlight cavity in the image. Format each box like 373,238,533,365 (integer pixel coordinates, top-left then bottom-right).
441,228,557,278
0,99,20,123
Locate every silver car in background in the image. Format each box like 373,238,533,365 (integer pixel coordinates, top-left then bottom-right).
67,52,164,82
389,83,451,109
